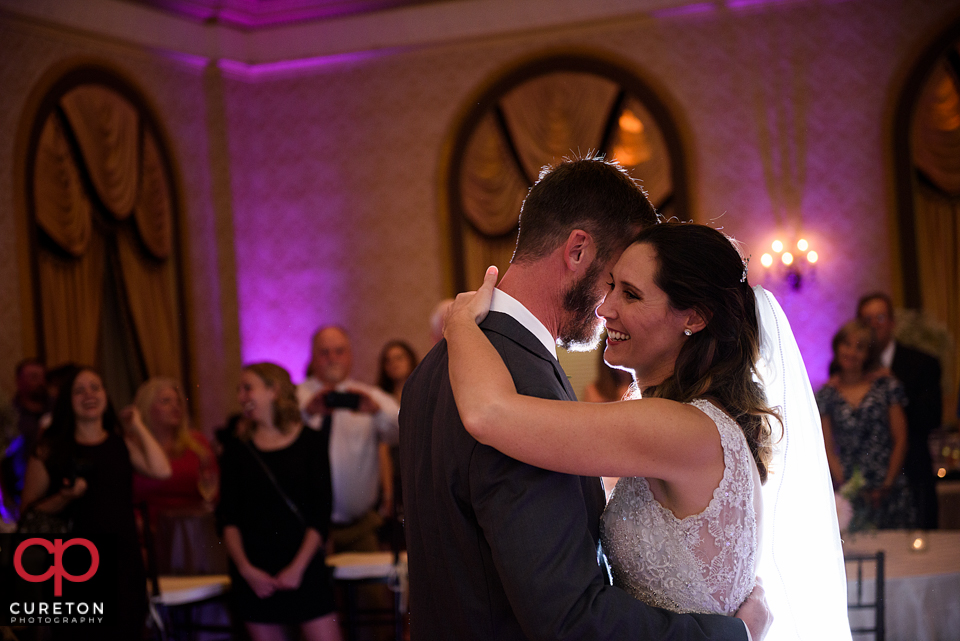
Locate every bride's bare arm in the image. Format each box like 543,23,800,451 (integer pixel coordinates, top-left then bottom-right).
446,267,722,482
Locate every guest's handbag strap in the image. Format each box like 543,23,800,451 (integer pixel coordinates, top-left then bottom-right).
241,440,307,526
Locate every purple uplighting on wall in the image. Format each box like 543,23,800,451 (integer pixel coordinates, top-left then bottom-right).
650,3,717,18
219,49,395,80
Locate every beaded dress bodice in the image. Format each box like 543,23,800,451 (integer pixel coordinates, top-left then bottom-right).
600,399,759,615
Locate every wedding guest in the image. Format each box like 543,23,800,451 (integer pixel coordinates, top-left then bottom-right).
20,367,171,641
816,320,916,529
857,292,942,529
1,359,52,515
376,340,418,404
218,363,340,641
133,377,225,574
376,340,418,520
297,327,399,554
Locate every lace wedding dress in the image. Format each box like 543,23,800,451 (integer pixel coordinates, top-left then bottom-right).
600,399,761,615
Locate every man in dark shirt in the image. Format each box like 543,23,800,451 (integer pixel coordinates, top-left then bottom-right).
858,293,943,529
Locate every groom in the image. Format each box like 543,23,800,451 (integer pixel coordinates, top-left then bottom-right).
400,157,767,640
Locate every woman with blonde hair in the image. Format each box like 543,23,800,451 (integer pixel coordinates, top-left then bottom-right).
217,363,340,641
133,377,224,574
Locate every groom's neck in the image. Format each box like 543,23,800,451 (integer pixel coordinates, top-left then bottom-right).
497,260,564,341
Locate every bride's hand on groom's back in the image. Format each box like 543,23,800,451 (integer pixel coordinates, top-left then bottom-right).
445,266,498,336
735,577,772,641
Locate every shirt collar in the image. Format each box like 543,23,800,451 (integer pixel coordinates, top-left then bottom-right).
489,288,558,360
880,340,895,369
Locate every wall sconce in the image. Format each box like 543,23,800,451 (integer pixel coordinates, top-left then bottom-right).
760,238,818,290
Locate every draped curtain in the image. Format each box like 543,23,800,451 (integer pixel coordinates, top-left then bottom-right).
910,52,960,422
31,83,182,390
455,70,674,291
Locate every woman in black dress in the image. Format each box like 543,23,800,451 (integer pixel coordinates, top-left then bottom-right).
20,367,172,640
218,362,341,641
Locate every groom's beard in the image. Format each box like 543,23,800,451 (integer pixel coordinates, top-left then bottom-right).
558,260,606,352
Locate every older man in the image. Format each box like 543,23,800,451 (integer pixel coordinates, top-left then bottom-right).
400,157,768,641
297,326,399,552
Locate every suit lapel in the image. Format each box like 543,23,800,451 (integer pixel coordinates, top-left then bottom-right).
481,312,605,551
480,312,576,401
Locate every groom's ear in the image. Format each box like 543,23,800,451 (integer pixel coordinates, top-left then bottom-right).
561,229,595,273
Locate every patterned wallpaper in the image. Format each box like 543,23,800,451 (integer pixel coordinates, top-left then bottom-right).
225,0,958,389
0,0,957,424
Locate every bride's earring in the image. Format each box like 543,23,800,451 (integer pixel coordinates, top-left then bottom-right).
683,329,692,336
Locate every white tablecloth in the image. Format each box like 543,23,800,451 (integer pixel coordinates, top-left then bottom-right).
842,530,960,641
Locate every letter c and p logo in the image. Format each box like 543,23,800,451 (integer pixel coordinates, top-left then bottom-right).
14,538,99,596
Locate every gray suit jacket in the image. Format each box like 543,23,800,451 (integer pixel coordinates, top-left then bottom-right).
399,311,746,640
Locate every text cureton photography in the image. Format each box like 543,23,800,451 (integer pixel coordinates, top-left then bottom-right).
0,534,117,627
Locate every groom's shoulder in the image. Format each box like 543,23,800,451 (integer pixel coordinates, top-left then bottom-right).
481,313,567,398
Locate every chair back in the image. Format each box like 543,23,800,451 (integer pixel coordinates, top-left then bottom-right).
845,551,884,641
137,502,162,598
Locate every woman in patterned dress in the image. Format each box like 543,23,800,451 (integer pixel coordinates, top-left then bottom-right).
816,320,915,530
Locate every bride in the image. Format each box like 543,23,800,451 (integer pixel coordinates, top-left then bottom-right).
445,222,850,639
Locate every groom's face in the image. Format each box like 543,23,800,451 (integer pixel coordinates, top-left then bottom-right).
557,254,616,352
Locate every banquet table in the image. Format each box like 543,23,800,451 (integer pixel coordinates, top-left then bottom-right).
841,530,960,641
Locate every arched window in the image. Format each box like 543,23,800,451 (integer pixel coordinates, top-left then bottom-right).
25,67,187,405
444,54,687,292
893,23,960,423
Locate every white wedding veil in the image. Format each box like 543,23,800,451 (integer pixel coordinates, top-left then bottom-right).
753,286,851,641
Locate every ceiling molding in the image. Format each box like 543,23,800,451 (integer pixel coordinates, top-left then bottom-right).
0,0,699,68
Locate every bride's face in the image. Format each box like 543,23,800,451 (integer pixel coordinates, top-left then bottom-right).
597,243,692,388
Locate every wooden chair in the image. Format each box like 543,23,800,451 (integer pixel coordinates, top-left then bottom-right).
845,551,884,641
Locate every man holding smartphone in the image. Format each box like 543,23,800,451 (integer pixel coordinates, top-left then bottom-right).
297,325,400,554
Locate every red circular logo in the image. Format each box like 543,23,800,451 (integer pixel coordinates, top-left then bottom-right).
14,538,100,597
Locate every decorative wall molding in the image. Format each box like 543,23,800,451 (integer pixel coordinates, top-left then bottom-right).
2,0,738,69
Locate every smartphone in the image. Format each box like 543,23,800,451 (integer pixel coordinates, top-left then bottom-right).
324,391,362,410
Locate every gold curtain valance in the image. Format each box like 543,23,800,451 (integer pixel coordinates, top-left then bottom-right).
500,72,619,183
135,131,174,259
912,57,960,196
60,85,140,219
33,116,93,257
459,113,529,237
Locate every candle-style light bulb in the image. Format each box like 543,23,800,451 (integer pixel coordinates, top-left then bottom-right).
782,252,794,266
797,239,809,251
807,251,818,264
772,240,783,253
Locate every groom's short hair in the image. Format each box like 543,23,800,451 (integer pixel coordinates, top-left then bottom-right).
512,155,657,265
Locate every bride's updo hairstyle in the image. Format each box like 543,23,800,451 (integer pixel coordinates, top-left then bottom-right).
633,222,776,482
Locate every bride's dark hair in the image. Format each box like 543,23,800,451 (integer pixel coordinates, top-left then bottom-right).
634,222,777,482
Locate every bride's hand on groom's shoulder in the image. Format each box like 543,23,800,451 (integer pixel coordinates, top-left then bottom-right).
446,266,498,335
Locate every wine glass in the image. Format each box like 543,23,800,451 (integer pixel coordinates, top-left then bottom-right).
197,460,219,506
